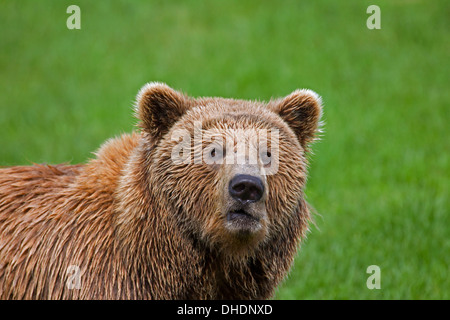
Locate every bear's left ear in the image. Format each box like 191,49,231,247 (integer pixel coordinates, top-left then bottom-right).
272,89,323,148
136,82,190,141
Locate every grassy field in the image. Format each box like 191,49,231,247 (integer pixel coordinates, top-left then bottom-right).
0,0,448,299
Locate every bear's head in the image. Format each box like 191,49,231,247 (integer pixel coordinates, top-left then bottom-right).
135,82,322,258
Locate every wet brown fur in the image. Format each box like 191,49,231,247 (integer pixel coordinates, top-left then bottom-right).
0,83,322,299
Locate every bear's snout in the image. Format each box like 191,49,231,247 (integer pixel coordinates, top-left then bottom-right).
228,174,264,204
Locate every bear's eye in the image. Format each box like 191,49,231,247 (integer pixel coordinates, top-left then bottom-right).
260,149,272,166
205,145,225,164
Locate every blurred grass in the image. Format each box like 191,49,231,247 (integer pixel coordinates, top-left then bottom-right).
0,0,448,299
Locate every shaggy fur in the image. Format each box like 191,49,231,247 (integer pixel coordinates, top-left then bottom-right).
0,83,322,299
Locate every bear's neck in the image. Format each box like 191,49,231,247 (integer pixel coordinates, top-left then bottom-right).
113,139,203,299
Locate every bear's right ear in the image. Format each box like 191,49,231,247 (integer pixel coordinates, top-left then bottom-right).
272,89,323,149
135,82,190,141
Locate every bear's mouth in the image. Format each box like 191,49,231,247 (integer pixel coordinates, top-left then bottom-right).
225,208,263,236
227,209,259,223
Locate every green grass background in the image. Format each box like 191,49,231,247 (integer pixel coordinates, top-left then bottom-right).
0,0,448,299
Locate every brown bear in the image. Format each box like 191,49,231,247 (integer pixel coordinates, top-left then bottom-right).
0,82,323,299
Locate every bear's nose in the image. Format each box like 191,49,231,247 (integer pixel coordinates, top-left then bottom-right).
229,174,264,204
